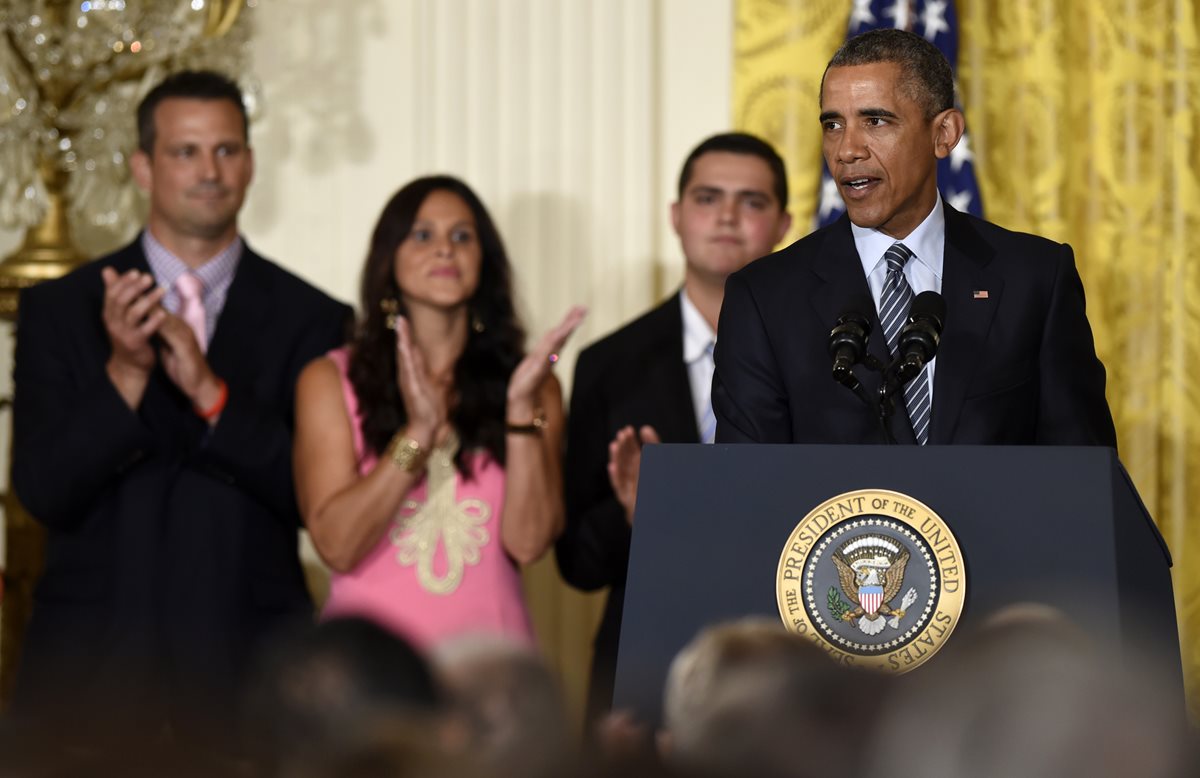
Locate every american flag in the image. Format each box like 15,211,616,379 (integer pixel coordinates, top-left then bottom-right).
816,0,984,228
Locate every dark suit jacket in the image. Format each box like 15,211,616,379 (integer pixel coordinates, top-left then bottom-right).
713,205,1116,447
11,237,352,740
556,294,699,721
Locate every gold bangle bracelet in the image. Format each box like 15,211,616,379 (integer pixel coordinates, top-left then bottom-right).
388,432,430,472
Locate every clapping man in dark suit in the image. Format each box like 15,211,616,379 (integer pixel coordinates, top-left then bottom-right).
556,133,792,722
713,29,1115,448
11,70,352,748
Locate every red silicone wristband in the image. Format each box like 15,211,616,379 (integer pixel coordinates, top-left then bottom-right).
196,379,228,420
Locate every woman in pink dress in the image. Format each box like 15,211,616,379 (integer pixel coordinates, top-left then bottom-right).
293,176,585,649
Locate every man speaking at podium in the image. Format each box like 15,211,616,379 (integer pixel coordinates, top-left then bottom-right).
712,28,1116,449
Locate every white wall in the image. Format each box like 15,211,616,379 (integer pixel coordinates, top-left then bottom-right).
242,0,732,369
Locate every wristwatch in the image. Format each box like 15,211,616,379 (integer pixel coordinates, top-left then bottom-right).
506,409,548,435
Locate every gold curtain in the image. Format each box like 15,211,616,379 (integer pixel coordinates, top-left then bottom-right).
734,0,1200,714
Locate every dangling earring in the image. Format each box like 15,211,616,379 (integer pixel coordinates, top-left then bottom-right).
471,311,486,334
380,298,400,330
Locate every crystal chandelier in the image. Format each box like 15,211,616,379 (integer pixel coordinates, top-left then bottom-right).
0,0,256,315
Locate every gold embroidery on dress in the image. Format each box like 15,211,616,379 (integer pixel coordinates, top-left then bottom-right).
389,431,491,595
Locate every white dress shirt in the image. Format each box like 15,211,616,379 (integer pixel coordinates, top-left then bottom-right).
680,288,717,437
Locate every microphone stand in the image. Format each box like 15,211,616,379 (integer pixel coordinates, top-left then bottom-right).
834,354,899,444
875,355,908,445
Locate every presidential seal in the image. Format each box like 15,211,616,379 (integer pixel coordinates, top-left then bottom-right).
776,489,965,672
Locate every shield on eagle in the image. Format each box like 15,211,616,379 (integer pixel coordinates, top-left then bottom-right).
858,585,884,616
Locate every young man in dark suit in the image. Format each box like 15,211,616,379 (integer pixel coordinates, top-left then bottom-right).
713,29,1116,449
10,71,352,747
556,133,792,722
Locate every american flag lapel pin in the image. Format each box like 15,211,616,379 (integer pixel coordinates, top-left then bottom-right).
972,290,989,299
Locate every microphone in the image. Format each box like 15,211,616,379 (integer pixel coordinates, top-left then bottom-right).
828,295,874,385
895,291,945,384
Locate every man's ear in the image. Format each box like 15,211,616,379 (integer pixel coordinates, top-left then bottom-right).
130,149,153,193
932,108,966,160
773,209,794,245
670,200,682,237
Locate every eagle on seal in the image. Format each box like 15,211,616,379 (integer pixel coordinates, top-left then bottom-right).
833,546,910,624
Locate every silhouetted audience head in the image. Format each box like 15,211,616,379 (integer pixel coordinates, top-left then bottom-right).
245,617,445,776
661,617,877,778
435,636,574,778
865,603,1195,778
5,605,1193,777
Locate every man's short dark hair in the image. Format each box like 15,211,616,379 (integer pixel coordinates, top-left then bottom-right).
822,28,955,120
677,132,789,210
137,69,248,154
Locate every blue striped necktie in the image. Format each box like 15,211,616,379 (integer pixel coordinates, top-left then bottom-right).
879,243,932,445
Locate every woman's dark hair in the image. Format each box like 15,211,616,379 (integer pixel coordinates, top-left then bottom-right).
349,176,525,471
